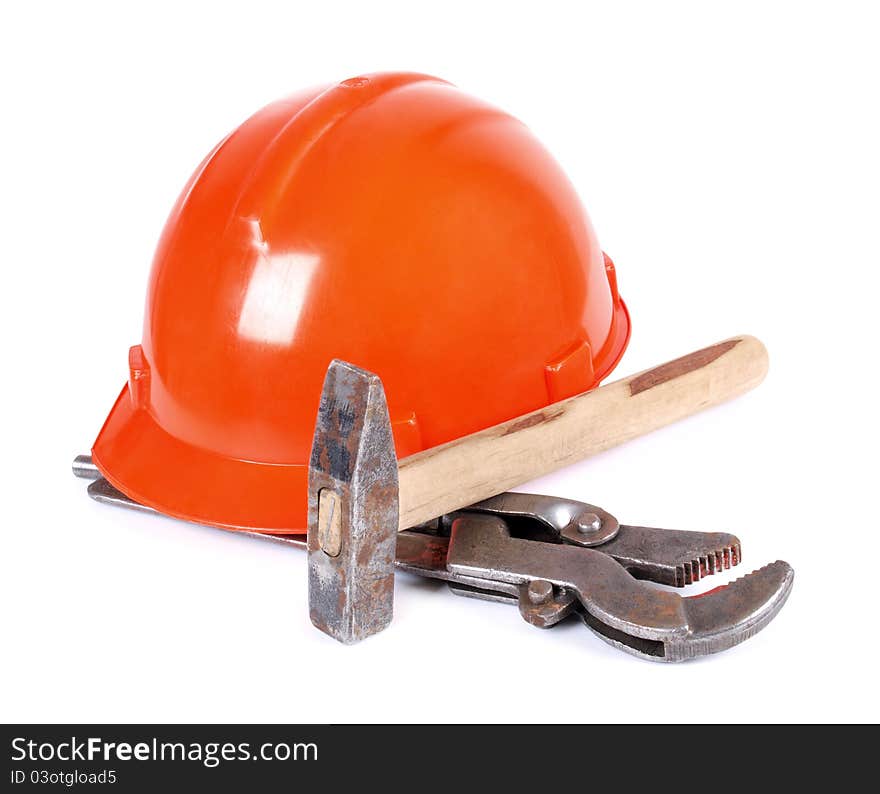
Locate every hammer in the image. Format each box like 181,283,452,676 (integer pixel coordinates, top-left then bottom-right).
307,335,768,643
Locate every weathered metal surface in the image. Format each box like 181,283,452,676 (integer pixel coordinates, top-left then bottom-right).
518,581,578,628
77,461,793,661
84,471,742,589
451,492,620,547
306,360,399,644
446,515,794,662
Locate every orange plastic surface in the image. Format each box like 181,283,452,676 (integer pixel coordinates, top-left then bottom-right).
92,72,631,533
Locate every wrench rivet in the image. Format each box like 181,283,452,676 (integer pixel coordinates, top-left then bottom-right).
577,512,602,534
527,579,554,605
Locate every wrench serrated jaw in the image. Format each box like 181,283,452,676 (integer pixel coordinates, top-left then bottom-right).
674,540,742,586
598,526,743,587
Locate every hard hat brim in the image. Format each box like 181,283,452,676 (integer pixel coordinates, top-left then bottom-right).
92,384,309,534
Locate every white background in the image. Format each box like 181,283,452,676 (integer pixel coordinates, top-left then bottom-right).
2,1,877,724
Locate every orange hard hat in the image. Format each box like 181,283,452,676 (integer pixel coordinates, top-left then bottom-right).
91,72,630,534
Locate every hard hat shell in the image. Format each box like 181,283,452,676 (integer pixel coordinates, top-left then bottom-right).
92,72,630,533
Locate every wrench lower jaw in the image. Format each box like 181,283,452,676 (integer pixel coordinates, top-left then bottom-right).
666,561,796,663
581,560,796,663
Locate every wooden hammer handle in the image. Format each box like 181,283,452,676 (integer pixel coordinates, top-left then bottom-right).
396,335,768,530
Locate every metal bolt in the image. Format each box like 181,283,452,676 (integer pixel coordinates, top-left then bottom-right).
72,455,100,481
577,512,602,534
527,579,554,605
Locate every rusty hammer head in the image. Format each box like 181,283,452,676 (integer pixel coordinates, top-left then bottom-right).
307,360,399,644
